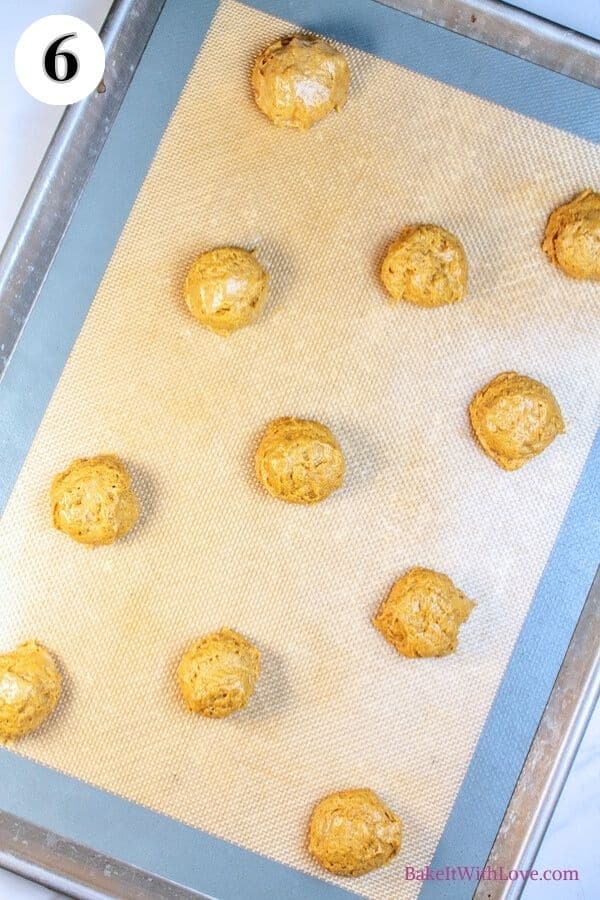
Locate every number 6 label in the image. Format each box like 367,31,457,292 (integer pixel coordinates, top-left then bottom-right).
45,34,80,83
15,15,105,105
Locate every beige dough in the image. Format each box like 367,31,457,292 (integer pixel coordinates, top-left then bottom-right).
308,788,402,876
251,35,350,130
380,224,468,307
255,417,345,504
177,628,261,719
469,371,565,471
373,567,475,658
184,247,269,335
0,641,62,742
51,454,139,546
542,189,600,280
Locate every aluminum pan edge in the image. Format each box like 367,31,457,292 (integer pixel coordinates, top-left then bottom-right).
374,0,600,87
0,0,167,381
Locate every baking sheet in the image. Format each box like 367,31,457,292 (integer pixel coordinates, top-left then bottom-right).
0,1,599,899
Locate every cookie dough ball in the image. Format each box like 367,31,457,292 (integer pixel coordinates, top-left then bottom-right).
0,641,62,742
374,568,475,658
251,35,350,130
177,628,261,719
255,417,345,504
51,454,139,546
469,372,564,471
380,224,468,307
184,247,269,335
542,189,600,280
308,788,402,876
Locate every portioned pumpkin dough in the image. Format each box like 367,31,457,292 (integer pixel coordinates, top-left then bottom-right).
51,454,139,546
380,224,468,307
0,641,62,742
469,371,565,471
184,247,269,335
373,567,475,658
177,628,261,719
255,417,345,504
542,189,600,280
251,35,350,129
308,788,402,876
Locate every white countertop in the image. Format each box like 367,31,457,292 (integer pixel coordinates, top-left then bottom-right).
1,2,598,898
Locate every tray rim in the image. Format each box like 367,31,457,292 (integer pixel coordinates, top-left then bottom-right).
0,0,166,382
375,0,600,88
0,1,599,898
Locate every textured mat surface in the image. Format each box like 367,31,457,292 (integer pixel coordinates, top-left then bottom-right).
0,2,599,898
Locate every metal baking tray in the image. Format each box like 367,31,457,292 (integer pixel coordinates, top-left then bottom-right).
0,1,599,898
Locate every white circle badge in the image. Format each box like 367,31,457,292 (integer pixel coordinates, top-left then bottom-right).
15,15,105,105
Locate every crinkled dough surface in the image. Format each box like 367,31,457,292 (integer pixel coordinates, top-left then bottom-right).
380,224,468,307
0,642,62,742
184,246,269,334
373,568,475,658
308,789,402,876
0,2,600,899
255,417,345,503
469,372,565,471
50,454,139,545
542,189,600,280
177,628,261,718
251,35,349,129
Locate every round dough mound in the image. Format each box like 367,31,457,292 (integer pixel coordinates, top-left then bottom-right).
373,567,475,658
255,417,345,504
542,189,600,280
184,247,269,335
469,371,564,471
308,788,402,876
177,628,261,719
380,224,468,307
51,454,139,546
0,641,62,742
251,35,350,130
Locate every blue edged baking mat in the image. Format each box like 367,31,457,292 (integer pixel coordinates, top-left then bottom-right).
0,1,599,898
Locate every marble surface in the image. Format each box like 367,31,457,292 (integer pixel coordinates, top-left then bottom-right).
504,0,600,39
1,1,598,898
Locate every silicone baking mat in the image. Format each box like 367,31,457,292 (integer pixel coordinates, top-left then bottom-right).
0,1,599,899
